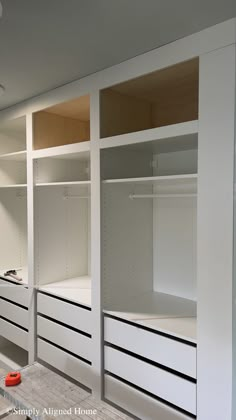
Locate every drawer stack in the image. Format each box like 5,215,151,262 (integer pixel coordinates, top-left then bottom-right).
104,316,197,419
0,278,29,350
37,291,92,389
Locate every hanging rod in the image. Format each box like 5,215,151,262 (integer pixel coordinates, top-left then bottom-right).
63,195,90,200
129,193,197,199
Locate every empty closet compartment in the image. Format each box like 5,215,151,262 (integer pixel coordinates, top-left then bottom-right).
0,117,26,155
33,95,90,150
0,117,26,187
34,151,90,185
35,183,91,307
0,189,28,284
101,135,197,342
100,58,199,138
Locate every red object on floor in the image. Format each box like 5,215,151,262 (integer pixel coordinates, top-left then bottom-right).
5,372,21,386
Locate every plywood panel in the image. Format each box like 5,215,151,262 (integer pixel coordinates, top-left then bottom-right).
46,95,90,121
151,86,198,128
100,90,152,138
33,112,90,150
101,59,199,136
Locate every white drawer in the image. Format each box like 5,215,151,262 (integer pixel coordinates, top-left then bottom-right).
0,318,28,350
38,338,92,389
105,374,191,420
0,279,29,308
37,293,92,335
0,299,28,329
105,346,196,415
37,316,92,362
104,317,196,378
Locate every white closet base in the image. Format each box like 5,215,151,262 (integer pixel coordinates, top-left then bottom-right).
39,276,91,307
104,291,196,343
104,374,192,420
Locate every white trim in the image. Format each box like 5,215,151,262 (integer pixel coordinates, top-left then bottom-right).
100,120,198,149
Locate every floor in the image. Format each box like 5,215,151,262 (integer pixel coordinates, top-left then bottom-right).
0,363,133,419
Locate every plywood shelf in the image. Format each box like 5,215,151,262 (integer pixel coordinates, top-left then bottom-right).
39,276,91,307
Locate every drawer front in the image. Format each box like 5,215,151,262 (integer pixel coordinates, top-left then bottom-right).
38,338,92,389
0,299,28,329
0,318,28,350
105,374,191,420
105,346,196,415
37,316,92,362
0,279,29,308
104,317,196,378
37,292,92,335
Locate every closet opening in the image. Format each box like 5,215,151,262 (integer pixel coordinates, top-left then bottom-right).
33,95,90,150
100,58,199,138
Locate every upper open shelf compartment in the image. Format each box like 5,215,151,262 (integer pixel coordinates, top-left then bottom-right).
0,117,26,155
33,95,90,150
100,58,199,138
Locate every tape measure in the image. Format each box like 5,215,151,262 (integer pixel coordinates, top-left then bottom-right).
5,372,21,386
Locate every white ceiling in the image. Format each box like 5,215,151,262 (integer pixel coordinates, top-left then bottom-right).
0,0,235,111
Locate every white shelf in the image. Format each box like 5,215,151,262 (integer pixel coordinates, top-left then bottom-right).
35,180,91,187
39,276,91,307
103,174,198,185
0,151,27,161
33,141,90,160
100,120,198,149
104,291,197,343
136,317,197,343
0,266,28,285
0,184,27,189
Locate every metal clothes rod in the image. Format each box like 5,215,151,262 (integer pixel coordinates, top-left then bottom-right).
129,193,197,199
63,195,90,199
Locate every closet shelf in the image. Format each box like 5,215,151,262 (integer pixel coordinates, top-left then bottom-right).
0,151,27,161
35,181,91,187
32,141,90,160
100,120,198,149
39,276,91,307
0,184,27,189
103,174,198,185
0,266,28,285
104,291,197,343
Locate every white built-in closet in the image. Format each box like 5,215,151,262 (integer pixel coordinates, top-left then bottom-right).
0,18,235,420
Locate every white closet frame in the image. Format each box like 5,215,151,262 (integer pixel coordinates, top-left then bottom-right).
0,18,235,420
